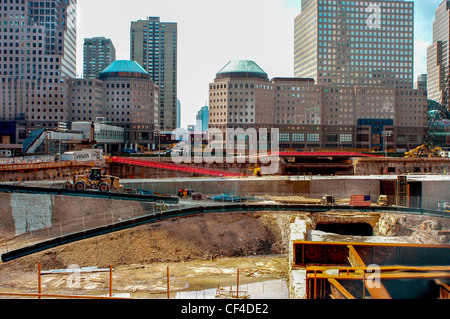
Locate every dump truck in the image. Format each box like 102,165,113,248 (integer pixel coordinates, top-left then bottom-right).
68,168,122,192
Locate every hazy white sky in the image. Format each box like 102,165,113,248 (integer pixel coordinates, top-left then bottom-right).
76,0,438,129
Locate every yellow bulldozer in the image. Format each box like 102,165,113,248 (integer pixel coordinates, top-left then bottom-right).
68,168,122,192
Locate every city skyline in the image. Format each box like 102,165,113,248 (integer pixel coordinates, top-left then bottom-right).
76,0,439,129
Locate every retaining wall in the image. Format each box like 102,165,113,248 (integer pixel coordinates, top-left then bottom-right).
0,192,148,240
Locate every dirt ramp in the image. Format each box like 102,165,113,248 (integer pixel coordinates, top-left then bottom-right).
0,212,291,272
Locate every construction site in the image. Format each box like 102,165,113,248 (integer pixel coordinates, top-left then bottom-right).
0,148,449,300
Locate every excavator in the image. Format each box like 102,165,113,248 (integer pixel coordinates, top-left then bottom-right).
407,74,449,169
405,144,443,158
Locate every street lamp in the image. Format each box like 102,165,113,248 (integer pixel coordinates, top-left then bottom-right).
57,122,68,177
154,129,161,161
382,130,392,158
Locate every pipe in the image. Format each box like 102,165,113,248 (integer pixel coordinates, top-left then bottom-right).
237,269,239,300
167,266,170,300
38,262,41,300
109,265,113,298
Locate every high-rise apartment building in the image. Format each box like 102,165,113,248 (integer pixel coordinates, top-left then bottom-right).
83,37,116,79
294,0,414,88
0,0,77,136
130,16,177,132
427,1,450,103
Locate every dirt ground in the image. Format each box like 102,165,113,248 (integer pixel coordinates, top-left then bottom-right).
0,209,448,298
0,212,294,297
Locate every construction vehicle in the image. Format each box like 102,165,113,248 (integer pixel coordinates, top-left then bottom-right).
405,144,443,158
249,164,262,177
409,74,449,172
68,168,122,192
321,195,335,206
377,195,389,207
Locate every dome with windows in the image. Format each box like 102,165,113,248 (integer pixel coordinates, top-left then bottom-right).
99,60,150,79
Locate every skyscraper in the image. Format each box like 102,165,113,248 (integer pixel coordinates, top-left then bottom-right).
294,0,414,88
427,1,450,103
83,37,116,79
0,0,77,132
27,0,77,78
195,105,209,132
131,17,177,132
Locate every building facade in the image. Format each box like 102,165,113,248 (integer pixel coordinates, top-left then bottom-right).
131,16,177,132
0,0,77,140
69,60,159,148
209,60,427,152
294,0,414,88
71,121,125,153
415,74,427,90
195,105,209,132
427,1,450,103
83,37,116,79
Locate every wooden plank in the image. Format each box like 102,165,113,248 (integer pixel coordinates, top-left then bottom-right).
436,280,450,299
347,245,366,267
328,278,355,299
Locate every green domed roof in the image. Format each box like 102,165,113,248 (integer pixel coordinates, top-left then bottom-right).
216,60,268,79
99,60,150,79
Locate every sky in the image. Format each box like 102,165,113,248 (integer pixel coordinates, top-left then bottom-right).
75,0,440,129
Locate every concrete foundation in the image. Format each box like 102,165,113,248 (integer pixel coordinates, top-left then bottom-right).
288,218,308,299
121,175,450,211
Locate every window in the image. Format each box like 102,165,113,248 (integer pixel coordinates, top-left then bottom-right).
307,134,320,142
279,133,290,142
292,134,304,142
340,134,352,142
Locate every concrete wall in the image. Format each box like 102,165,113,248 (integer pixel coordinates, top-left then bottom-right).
355,158,450,175
122,178,311,196
422,181,450,210
0,192,149,240
310,178,380,199
122,177,380,199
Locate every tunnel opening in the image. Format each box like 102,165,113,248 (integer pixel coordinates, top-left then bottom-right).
316,223,374,236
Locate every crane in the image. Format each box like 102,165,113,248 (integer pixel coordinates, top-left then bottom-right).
409,74,450,171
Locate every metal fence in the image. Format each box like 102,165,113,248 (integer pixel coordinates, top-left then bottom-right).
1,201,171,256
1,193,448,259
